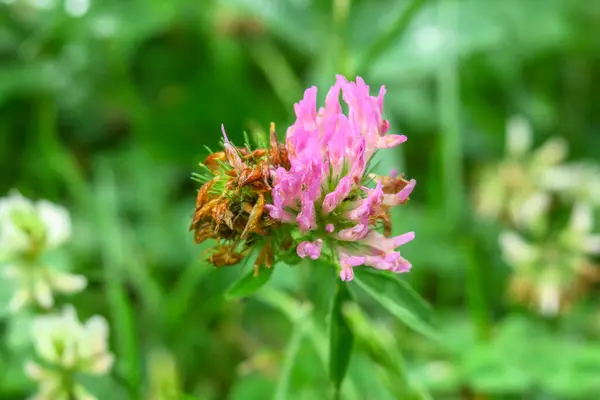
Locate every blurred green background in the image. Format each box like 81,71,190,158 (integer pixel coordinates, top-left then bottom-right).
2,0,600,399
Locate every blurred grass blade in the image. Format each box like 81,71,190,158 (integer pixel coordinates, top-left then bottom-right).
352,269,437,341
329,282,354,398
225,266,275,299
437,0,464,221
94,163,141,394
36,96,89,204
274,303,311,400
249,39,303,111
122,224,164,312
357,0,427,76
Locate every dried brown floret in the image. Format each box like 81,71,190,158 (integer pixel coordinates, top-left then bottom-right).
190,124,291,268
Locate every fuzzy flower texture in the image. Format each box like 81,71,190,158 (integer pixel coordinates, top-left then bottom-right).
267,76,416,281
192,76,416,281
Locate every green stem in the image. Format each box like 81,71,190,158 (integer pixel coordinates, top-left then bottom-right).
463,236,491,341
258,289,361,400
344,303,431,399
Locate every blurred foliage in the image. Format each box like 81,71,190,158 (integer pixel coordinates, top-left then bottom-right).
1,0,600,399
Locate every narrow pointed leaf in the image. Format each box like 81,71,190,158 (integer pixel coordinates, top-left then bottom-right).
329,282,355,396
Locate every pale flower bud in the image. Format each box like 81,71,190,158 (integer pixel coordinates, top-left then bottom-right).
506,115,533,157
538,281,560,317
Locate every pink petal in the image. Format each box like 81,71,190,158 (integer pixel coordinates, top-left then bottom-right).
294,87,318,127
377,134,407,149
297,195,317,232
297,239,323,260
392,231,415,247
322,175,353,214
337,223,369,241
340,267,355,281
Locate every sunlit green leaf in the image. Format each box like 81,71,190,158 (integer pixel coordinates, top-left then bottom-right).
352,268,436,340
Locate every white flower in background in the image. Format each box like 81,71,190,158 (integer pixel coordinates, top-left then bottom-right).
542,162,600,207
4,264,86,311
505,115,533,156
0,191,71,259
538,280,560,317
559,202,600,257
499,203,600,316
475,116,567,232
0,191,85,311
499,231,540,268
26,306,114,400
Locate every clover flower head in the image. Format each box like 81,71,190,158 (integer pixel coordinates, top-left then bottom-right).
0,191,71,260
265,75,416,280
26,306,114,400
0,191,85,311
499,203,600,315
474,116,568,232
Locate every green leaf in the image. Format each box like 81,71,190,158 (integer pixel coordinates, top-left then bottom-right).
352,268,437,341
329,282,355,398
225,266,275,299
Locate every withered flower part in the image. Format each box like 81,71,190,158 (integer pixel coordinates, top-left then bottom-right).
367,170,412,236
191,76,418,283
190,124,290,271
